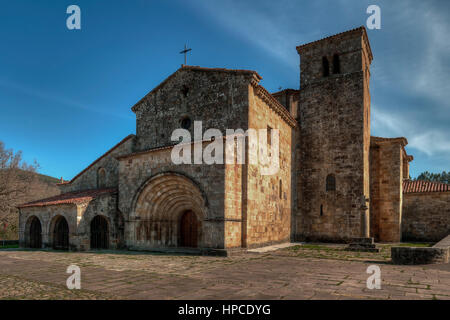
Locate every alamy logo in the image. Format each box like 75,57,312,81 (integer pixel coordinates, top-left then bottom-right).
366,265,381,290
66,5,81,30
171,121,280,175
66,265,81,290
366,5,381,30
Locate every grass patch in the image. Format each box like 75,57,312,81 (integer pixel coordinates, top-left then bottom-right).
394,243,433,248
0,244,19,249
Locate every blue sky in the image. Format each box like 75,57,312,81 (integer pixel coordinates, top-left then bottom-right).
0,0,449,180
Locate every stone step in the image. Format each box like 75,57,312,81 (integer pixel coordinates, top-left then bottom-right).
347,243,377,249
433,234,450,249
346,246,380,253
350,237,375,245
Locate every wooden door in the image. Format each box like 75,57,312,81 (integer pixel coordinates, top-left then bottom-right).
180,211,198,248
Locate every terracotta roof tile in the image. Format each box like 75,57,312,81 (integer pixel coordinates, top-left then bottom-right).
18,188,117,208
403,180,450,194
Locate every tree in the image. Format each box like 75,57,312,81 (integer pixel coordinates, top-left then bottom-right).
414,170,449,184
0,141,59,240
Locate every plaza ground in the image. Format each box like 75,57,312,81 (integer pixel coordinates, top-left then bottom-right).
0,243,449,300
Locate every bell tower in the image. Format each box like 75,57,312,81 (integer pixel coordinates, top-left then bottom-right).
294,27,373,242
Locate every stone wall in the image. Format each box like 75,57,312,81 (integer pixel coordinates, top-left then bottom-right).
402,192,450,242
75,193,122,251
244,85,293,248
294,28,372,242
132,67,254,152
369,139,404,242
19,204,77,250
391,247,449,265
19,193,120,251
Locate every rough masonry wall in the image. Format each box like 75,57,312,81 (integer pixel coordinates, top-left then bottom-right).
369,141,403,242
133,68,252,152
244,86,292,247
294,29,371,242
224,141,243,248
296,72,367,242
59,136,135,193
19,204,77,249
75,193,122,251
402,192,450,242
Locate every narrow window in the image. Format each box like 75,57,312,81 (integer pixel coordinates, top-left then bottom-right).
333,54,341,74
326,174,336,192
279,179,282,199
97,168,107,189
320,204,324,216
267,126,272,146
322,57,330,77
181,85,189,97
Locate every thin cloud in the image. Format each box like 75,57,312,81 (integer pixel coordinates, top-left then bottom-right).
0,78,133,120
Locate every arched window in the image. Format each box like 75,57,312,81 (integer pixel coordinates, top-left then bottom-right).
322,57,330,77
333,54,341,74
326,174,336,192
181,117,191,130
97,168,107,189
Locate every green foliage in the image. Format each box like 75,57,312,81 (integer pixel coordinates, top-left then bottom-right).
414,171,449,184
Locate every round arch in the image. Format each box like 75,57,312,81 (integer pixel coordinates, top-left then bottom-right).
90,215,110,250
49,215,70,250
132,172,208,247
24,216,42,249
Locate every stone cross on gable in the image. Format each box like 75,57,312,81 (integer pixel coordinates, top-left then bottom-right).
180,44,192,66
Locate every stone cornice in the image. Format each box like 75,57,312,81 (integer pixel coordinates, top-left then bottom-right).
251,81,298,128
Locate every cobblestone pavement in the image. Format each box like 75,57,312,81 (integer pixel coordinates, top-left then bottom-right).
0,245,449,300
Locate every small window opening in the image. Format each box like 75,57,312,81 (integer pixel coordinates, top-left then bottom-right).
181,117,191,130
181,85,189,97
326,174,336,192
320,204,324,216
333,54,341,74
279,180,283,199
322,57,330,77
267,126,272,146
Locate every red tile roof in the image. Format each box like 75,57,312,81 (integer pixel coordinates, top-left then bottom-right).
18,188,117,208
271,88,300,96
403,180,450,194
58,134,135,185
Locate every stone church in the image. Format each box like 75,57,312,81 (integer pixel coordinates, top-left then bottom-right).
18,26,450,253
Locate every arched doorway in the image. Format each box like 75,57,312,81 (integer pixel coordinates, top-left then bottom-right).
133,173,207,248
28,217,42,249
179,210,198,248
90,215,109,249
53,216,69,250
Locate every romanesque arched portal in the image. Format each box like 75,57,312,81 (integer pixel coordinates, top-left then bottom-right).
132,173,207,248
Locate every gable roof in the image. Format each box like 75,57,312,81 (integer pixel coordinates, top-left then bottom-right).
131,65,262,113
18,188,117,208
58,134,135,185
403,180,450,194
